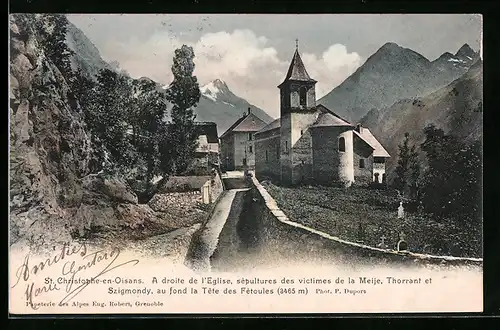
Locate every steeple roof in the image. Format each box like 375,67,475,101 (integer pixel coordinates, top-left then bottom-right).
278,48,317,87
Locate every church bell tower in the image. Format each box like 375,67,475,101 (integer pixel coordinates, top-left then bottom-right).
278,40,318,185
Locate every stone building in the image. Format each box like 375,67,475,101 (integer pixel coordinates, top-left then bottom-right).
220,108,269,171
254,44,390,186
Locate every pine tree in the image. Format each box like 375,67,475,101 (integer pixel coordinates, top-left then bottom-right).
160,45,201,175
393,132,421,198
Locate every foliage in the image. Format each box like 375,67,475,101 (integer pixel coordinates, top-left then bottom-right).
419,124,482,226
393,132,421,198
35,14,75,83
160,45,201,175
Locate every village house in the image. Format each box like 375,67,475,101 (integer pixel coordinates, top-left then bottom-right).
219,108,269,171
253,43,390,186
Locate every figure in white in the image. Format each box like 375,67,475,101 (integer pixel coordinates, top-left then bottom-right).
397,201,405,219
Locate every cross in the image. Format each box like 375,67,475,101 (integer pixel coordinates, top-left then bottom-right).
399,231,406,241
295,38,299,50
381,235,386,244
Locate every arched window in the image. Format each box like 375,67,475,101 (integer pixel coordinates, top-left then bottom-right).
338,137,346,152
299,87,307,107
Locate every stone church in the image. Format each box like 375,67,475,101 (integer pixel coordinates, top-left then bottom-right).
254,44,390,187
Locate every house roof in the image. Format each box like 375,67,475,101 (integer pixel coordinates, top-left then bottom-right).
278,49,317,87
219,113,268,139
255,118,281,135
158,176,211,193
254,104,354,135
353,129,391,158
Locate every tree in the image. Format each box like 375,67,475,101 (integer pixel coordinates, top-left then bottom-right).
419,124,482,225
160,45,201,175
88,69,137,177
393,132,421,198
37,14,75,83
129,79,168,192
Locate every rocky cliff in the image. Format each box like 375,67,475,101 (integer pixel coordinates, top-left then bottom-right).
9,14,170,253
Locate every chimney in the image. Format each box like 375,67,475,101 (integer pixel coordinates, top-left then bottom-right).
356,123,363,133
248,107,251,115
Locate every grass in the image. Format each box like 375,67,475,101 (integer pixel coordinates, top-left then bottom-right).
261,181,481,258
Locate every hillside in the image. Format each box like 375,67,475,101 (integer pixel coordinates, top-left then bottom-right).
318,42,480,123
66,21,113,78
361,59,483,178
196,79,274,134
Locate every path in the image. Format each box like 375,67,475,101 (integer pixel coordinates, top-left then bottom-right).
185,182,250,272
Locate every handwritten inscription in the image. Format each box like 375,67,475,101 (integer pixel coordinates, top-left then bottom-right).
12,242,139,310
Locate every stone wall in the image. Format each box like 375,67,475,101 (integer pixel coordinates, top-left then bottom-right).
210,169,224,203
254,131,281,182
148,191,206,228
246,175,483,267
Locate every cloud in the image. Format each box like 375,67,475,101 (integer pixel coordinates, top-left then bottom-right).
301,44,363,99
96,28,362,118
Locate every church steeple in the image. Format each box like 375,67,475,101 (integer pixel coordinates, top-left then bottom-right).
278,45,316,88
278,42,317,113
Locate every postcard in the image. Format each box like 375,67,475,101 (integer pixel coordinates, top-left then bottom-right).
9,13,483,314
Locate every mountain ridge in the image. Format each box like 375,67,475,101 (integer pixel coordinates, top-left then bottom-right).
318,42,480,123
360,59,483,179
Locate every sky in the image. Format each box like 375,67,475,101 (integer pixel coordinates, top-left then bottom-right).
68,14,482,118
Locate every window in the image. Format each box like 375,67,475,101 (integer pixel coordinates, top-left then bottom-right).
374,157,385,164
248,133,252,141
299,87,307,107
338,137,346,152
359,158,365,168
285,141,288,152
300,130,304,136
249,145,253,153
265,150,268,162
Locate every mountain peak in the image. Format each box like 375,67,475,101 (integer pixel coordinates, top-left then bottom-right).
200,79,230,101
455,43,476,58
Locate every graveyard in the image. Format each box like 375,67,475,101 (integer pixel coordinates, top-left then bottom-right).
261,182,482,258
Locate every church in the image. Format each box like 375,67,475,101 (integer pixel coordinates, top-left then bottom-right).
253,43,390,187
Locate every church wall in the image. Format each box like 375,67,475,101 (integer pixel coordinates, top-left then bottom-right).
280,113,292,185
353,137,375,186
311,126,353,186
289,112,319,184
254,131,281,182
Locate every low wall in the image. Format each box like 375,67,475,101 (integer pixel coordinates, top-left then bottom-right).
210,169,224,203
248,175,483,267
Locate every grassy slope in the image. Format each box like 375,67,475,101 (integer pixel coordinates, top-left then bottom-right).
262,182,481,258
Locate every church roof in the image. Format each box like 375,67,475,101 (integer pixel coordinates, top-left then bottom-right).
353,129,391,158
278,49,317,87
311,111,352,127
219,112,268,139
255,118,281,135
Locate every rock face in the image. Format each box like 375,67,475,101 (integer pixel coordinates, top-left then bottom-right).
8,14,162,252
